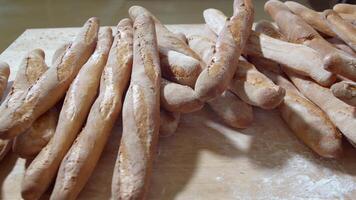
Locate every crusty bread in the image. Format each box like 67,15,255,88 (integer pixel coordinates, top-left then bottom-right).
50,21,131,200
160,109,181,137
194,0,254,101
0,18,99,139
129,6,201,87
284,1,336,37
323,10,356,52
333,3,356,15
330,81,356,106
262,69,342,158
286,70,356,147
111,14,161,200
0,61,10,100
21,23,109,200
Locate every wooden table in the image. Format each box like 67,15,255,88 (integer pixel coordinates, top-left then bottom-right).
0,25,356,200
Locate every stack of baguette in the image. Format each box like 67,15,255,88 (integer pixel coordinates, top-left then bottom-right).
0,0,355,199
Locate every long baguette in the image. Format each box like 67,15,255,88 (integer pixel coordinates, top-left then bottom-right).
330,81,356,106
50,20,131,200
333,3,356,15
284,1,336,37
161,78,203,113
203,8,336,86
323,10,356,52
0,18,99,139
129,6,201,87
0,61,10,100
111,14,161,200
286,70,356,147
159,109,180,137
21,26,111,200
263,69,342,158
194,0,254,101
265,0,356,82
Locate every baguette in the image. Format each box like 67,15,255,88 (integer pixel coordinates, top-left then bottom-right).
21,26,111,200
203,8,336,86
187,26,253,127
284,1,336,37
160,109,180,137
265,0,356,82
129,6,201,87
0,18,99,139
330,81,356,106
194,0,254,101
0,61,10,100
286,70,356,147
13,107,58,159
229,58,285,109
323,10,356,52
203,8,228,35
161,78,204,113
333,3,356,15
50,20,131,200
111,14,161,200
254,20,285,40
263,69,342,158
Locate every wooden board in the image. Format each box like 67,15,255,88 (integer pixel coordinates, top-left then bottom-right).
0,25,356,200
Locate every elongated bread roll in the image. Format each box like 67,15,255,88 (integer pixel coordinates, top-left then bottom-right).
263,70,342,158
254,20,285,39
160,109,180,137
203,8,336,86
21,26,111,200
323,10,356,52
229,59,285,109
284,1,336,37
286,70,356,147
265,0,356,82
203,8,228,36
161,79,203,113
129,6,201,87
330,81,356,106
0,18,99,139
333,3,356,15
195,0,254,101
50,20,131,200
0,61,10,100
112,14,161,200
13,107,58,159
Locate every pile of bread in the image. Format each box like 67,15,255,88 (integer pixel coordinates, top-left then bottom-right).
0,0,355,199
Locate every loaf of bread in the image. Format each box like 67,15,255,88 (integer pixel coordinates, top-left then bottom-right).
21,23,110,200
0,18,99,139
333,3,356,16
111,14,161,200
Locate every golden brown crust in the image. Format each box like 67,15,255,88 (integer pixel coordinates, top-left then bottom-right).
263,70,342,158
195,0,254,101
159,109,180,137
111,14,160,200
0,61,10,100
330,81,356,106
284,1,336,37
21,22,110,200
0,18,99,140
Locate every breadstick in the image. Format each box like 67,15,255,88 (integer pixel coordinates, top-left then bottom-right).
0,139,12,161
323,10,356,52
13,107,58,159
229,59,285,109
129,6,201,87
51,21,131,200
333,3,356,15
161,79,203,113
286,70,356,147
265,0,356,82
203,8,336,86
284,1,336,37
21,26,111,200
111,14,161,200
160,109,180,137
203,8,228,35
326,37,356,57
0,18,99,139
254,20,285,39
0,61,10,100
330,81,356,106
263,70,342,158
